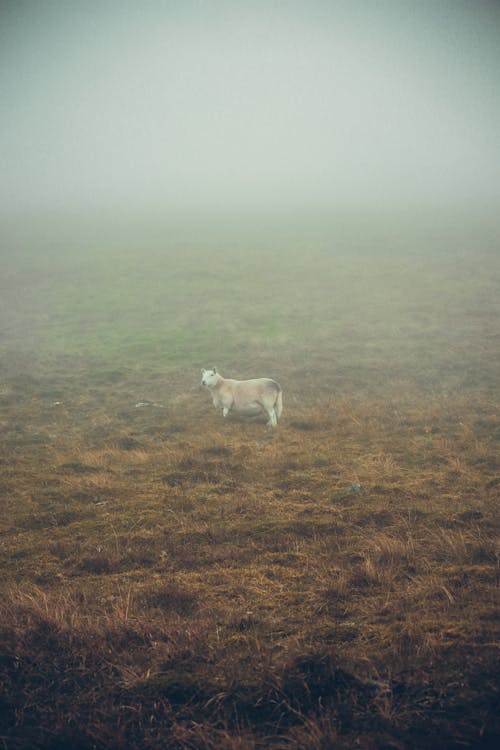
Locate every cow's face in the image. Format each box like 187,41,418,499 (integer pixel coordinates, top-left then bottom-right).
201,368,218,387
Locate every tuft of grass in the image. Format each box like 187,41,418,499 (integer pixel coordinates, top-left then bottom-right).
141,581,199,617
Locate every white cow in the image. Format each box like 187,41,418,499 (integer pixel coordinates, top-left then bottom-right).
201,368,283,427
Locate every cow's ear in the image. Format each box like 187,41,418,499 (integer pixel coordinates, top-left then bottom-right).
213,367,217,373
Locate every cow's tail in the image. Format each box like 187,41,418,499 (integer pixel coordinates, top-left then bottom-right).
275,387,283,419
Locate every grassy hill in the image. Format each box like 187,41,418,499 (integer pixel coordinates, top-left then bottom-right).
0,213,498,748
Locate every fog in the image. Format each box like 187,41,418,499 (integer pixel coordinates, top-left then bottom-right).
1,13,499,746
1,0,500,220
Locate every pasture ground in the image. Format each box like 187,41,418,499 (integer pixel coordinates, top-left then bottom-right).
0,212,499,748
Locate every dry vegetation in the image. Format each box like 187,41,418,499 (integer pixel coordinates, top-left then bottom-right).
0,216,499,748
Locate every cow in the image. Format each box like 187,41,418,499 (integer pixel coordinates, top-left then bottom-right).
201,367,283,427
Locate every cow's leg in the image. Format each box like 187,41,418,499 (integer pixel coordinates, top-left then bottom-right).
223,407,229,418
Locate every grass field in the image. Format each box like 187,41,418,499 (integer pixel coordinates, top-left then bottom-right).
0,212,499,749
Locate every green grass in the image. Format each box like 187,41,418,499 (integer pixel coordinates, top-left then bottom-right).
2,211,498,378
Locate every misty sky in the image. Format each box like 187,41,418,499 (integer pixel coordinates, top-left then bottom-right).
1,0,499,216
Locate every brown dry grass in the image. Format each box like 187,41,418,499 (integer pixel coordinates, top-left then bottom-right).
0,357,498,749
0,223,499,748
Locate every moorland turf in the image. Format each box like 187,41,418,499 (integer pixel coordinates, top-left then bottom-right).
1,216,498,748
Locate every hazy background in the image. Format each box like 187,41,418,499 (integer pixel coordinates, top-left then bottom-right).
1,1,499,391
1,0,499,221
